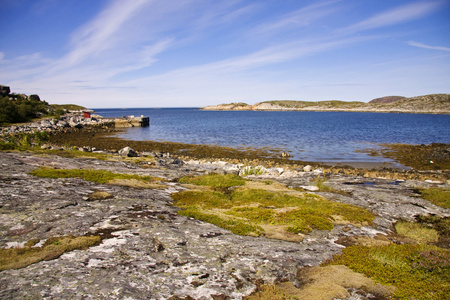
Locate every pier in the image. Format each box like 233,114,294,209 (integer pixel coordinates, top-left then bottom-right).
113,115,150,128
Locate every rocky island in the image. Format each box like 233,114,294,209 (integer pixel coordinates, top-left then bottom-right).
202,94,450,114
0,88,449,299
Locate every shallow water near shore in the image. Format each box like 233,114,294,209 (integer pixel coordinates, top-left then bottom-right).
93,108,450,164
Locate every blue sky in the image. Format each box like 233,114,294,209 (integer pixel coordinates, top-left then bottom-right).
0,0,449,108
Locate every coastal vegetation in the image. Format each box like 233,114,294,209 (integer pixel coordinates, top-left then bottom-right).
0,93,52,125
0,85,86,125
174,174,374,239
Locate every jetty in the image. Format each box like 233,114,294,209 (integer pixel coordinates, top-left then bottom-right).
84,111,150,128
112,115,150,128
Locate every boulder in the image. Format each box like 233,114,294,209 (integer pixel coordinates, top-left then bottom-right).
281,151,290,158
303,165,312,172
119,147,138,157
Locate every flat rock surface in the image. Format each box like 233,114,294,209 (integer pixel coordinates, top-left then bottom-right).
0,152,449,299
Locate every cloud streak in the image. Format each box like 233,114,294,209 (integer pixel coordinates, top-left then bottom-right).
61,0,150,68
408,41,450,52
340,1,444,33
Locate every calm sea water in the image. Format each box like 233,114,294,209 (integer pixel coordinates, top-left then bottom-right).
93,108,450,163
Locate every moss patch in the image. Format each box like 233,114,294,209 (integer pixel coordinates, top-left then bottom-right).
178,173,245,191
414,188,450,209
29,167,163,185
326,244,450,300
0,235,101,271
173,174,374,239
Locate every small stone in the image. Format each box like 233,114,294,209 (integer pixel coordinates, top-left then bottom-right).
303,165,312,172
301,186,319,191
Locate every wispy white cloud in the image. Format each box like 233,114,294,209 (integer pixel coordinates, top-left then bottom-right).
408,41,450,52
250,0,341,37
340,1,444,33
60,0,149,68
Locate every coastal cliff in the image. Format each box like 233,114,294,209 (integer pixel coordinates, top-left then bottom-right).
202,94,450,114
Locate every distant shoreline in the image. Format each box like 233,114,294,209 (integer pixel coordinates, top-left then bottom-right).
201,93,450,114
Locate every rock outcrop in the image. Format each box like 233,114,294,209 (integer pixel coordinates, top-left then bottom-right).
0,151,448,299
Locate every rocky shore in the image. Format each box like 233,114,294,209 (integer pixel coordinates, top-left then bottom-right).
0,121,449,299
0,113,114,136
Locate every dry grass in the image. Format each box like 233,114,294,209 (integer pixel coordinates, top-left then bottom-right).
395,221,439,244
0,235,101,271
88,191,114,201
245,265,394,300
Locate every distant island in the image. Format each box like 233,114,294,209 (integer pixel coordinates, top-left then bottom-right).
202,94,450,114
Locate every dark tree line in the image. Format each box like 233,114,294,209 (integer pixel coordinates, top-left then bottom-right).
0,93,52,125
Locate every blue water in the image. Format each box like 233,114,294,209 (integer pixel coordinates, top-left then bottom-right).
92,108,450,163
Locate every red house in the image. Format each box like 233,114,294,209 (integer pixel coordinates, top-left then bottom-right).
83,111,91,118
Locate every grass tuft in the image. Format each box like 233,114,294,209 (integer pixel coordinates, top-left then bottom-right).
29,167,163,185
0,235,101,271
240,166,266,176
395,221,439,244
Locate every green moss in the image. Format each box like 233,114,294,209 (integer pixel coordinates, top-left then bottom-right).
414,188,450,209
179,173,245,191
0,235,101,271
172,176,374,238
326,244,450,299
179,209,262,236
29,167,163,184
